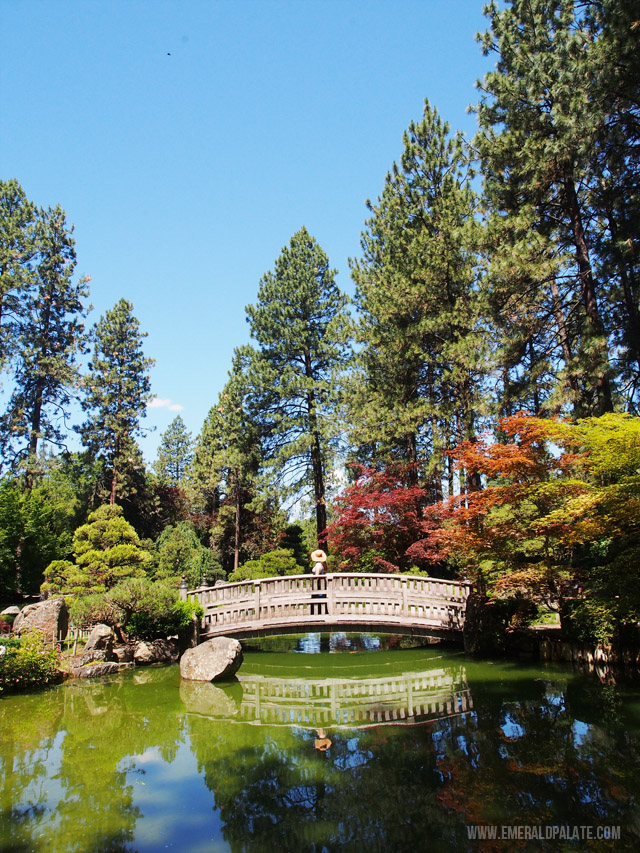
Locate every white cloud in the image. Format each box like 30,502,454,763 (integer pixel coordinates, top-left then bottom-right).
148,397,184,412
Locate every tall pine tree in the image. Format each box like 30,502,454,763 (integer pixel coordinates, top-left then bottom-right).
244,227,351,548
0,180,36,373
190,352,270,573
79,299,154,505
0,203,89,487
153,414,193,487
351,101,485,498
474,0,636,415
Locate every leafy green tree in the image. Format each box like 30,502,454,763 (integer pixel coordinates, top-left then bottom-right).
0,477,75,599
244,227,351,549
0,179,36,372
42,504,151,596
0,204,89,487
228,548,300,582
351,101,484,498
153,521,222,587
189,351,280,574
79,299,154,505
153,414,193,486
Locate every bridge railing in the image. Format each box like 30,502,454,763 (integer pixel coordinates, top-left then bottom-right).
182,573,472,638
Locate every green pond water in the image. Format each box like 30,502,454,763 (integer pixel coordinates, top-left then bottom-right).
2,635,640,852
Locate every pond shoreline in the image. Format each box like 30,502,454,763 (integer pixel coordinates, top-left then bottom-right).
498,625,640,684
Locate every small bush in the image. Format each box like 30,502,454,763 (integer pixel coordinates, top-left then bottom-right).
128,594,203,640
0,630,61,694
561,598,618,646
229,548,301,581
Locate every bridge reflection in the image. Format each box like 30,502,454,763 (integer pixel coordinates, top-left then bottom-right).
180,665,472,729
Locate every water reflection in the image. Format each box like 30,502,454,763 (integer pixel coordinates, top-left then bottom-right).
180,666,472,728
2,651,640,851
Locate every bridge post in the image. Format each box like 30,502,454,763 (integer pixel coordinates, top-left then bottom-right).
179,576,188,602
401,577,408,617
326,574,335,616
255,579,261,620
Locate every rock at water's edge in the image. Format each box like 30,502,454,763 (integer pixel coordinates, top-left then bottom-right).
70,661,133,678
133,639,179,666
180,637,243,682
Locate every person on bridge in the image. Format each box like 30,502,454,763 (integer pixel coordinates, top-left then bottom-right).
310,549,328,615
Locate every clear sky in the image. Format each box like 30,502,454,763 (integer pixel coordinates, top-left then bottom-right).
1,0,492,462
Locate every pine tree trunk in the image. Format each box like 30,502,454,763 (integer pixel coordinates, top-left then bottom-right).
110,436,119,506
304,352,327,550
605,207,640,373
26,392,43,492
233,470,241,574
563,175,613,414
549,275,582,415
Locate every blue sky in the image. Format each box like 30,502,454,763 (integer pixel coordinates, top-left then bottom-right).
1,0,491,462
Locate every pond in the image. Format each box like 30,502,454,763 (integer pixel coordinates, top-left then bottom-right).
1,635,640,852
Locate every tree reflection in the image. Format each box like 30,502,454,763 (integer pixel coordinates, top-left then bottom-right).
2,658,640,852
0,667,185,853
187,665,640,851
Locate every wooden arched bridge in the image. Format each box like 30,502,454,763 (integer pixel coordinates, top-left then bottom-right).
180,573,472,641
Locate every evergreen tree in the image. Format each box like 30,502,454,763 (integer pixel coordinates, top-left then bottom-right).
586,0,640,409
42,503,151,596
351,101,485,497
153,414,193,487
189,352,275,574
0,205,89,487
153,521,222,588
0,477,75,598
244,227,351,549
0,180,36,372
474,0,636,415
79,299,154,505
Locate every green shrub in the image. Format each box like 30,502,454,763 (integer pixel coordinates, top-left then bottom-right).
69,578,204,641
229,548,301,581
0,630,61,694
128,593,203,640
561,598,618,646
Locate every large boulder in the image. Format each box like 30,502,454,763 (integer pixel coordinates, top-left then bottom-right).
180,637,243,682
1,606,21,617
133,639,179,666
12,598,69,644
84,624,115,654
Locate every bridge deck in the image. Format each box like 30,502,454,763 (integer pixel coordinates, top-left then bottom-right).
182,573,472,641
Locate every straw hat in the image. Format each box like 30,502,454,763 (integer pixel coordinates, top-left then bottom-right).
310,549,327,563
